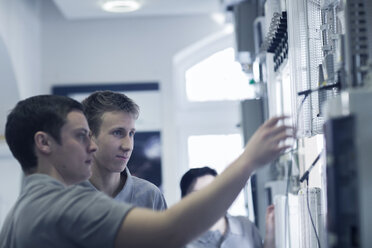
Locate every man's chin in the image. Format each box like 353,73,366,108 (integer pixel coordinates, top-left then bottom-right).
78,171,92,184
115,163,127,172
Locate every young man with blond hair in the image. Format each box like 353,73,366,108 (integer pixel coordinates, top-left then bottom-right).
81,91,166,210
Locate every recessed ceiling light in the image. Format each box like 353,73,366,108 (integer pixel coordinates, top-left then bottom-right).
102,0,141,13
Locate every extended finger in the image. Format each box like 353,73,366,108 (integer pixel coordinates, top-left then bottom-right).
275,144,292,154
268,125,294,138
272,132,294,146
264,116,290,128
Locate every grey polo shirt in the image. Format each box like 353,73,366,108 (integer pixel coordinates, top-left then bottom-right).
186,214,263,248
83,168,167,211
0,174,133,248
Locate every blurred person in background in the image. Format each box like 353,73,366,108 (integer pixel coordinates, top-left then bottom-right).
180,166,275,248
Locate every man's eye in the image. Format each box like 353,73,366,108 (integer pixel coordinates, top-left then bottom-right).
113,130,123,136
129,131,135,137
78,133,88,140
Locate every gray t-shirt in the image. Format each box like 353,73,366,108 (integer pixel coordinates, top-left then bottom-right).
82,168,167,211
185,214,263,248
0,174,133,248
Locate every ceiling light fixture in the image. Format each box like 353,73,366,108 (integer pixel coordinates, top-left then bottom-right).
102,0,141,13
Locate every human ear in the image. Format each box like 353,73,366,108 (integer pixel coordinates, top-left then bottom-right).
34,131,52,154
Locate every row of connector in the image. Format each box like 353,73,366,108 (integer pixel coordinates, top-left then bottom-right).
261,12,288,72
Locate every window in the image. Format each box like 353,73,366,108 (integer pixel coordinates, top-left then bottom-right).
187,134,247,216
174,30,255,218
188,134,243,170
185,47,255,102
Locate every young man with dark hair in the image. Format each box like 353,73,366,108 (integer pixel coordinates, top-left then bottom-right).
0,94,292,247
180,166,275,248
81,91,166,210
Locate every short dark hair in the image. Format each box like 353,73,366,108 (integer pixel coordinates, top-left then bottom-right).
180,166,218,198
5,95,84,174
82,91,139,136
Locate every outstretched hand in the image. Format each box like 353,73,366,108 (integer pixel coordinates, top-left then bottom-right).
242,116,293,169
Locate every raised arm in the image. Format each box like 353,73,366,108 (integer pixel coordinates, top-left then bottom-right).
115,116,292,248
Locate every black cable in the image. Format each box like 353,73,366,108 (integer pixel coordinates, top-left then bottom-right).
287,76,333,248
306,179,321,248
299,152,321,183
283,91,309,247
296,94,308,135
283,85,321,246
283,92,308,156
297,82,340,96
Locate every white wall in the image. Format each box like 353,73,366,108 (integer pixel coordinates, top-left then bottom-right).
40,0,224,205
0,0,42,228
0,0,42,133
0,37,18,135
0,0,42,99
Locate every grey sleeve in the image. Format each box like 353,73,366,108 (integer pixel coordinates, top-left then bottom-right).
143,181,167,211
154,190,168,211
129,177,168,211
54,187,134,248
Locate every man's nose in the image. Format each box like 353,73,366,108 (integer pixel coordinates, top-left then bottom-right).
89,138,98,153
120,136,132,151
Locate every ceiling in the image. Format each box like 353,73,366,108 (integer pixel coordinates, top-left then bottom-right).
52,0,221,20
